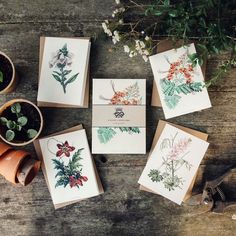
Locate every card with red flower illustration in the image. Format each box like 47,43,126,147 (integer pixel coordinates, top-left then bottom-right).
37,128,103,207
92,79,146,154
138,123,209,205
149,43,211,119
37,37,90,107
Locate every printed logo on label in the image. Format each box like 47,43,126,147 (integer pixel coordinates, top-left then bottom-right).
114,107,124,118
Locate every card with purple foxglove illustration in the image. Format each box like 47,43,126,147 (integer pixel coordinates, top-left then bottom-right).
138,123,209,205
35,128,103,208
37,37,90,107
92,79,146,154
149,43,211,119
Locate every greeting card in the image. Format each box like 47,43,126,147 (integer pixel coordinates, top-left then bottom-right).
37,37,90,107
34,125,103,209
138,121,209,205
149,43,211,119
92,79,146,154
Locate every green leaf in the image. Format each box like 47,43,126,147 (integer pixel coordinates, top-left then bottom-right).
63,70,72,76
6,130,15,141
52,74,61,82
6,120,16,129
17,116,28,126
168,10,178,17
27,129,38,139
154,10,163,16
16,125,22,131
163,0,170,6
0,117,8,125
0,71,3,83
65,73,79,85
11,103,21,113
52,71,62,76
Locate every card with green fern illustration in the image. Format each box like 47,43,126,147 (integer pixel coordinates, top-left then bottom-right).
92,79,146,154
149,43,211,119
138,123,209,205
38,129,102,206
37,37,90,107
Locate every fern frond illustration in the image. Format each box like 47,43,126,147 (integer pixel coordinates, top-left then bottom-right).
52,144,88,189
149,132,192,191
159,50,204,109
97,127,140,144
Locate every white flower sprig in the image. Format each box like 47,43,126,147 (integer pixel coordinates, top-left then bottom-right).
101,1,154,62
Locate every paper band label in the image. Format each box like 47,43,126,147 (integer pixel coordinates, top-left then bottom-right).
92,105,146,127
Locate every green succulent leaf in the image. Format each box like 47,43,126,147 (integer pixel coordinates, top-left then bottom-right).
16,125,22,131
0,71,3,83
11,103,21,114
0,117,8,125
6,120,16,129
17,116,28,126
27,129,38,139
6,130,15,141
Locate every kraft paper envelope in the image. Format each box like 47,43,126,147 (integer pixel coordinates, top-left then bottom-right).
34,124,104,209
38,36,90,108
151,39,207,107
139,120,208,202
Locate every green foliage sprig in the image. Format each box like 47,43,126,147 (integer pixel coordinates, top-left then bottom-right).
102,0,236,86
0,103,38,141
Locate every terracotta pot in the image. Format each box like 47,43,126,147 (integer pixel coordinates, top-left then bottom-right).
0,99,44,146
0,51,18,94
0,142,40,185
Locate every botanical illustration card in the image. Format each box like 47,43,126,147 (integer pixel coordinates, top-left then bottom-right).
92,79,146,154
149,43,211,119
138,123,209,205
37,37,90,107
37,129,102,206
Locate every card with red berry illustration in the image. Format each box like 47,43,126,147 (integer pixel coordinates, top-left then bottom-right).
37,37,90,107
138,123,209,205
37,129,103,207
149,43,211,119
92,79,146,154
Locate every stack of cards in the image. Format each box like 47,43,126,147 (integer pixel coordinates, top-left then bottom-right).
92,79,146,154
34,125,103,209
149,43,211,119
37,37,90,108
138,120,209,205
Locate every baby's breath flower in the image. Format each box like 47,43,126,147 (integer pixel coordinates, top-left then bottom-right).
119,19,124,24
115,0,120,4
142,55,149,62
124,45,130,53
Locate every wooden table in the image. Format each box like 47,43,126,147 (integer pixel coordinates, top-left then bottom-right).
0,1,236,235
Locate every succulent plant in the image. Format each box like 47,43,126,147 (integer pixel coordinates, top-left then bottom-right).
0,103,38,141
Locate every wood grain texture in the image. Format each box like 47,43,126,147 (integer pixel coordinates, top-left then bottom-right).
0,0,236,235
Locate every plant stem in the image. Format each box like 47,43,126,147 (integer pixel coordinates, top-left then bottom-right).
171,160,174,183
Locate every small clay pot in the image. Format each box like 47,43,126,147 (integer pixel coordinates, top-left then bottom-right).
0,99,44,146
0,51,18,94
0,142,40,185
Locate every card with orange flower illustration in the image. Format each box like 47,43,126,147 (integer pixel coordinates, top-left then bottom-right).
92,79,146,154
138,123,209,205
149,43,211,119
37,129,103,207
